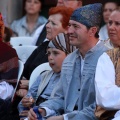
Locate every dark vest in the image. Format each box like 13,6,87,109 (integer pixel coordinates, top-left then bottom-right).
23,41,49,79
36,24,47,46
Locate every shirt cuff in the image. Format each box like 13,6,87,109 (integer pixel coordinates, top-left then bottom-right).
41,107,56,117
63,114,68,120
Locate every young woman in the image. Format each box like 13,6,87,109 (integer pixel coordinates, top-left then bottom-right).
10,0,47,37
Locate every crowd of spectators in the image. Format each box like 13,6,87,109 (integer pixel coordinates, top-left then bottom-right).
0,0,120,120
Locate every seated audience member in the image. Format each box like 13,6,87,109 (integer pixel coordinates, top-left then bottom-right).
10,0,47,37
22,6,74,80
28,3,109,120
95,8,120,120
0,13,19,120
99,1,119,41
32,0,82,46
18,33,75,119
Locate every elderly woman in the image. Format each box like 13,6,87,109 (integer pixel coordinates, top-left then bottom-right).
22,6,74,80
10,0,47,37
99,1,119,41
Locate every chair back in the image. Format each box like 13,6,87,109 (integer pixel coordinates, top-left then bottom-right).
10,37,34,46
13,45,37,63
29,62,52,89
11,60,24,102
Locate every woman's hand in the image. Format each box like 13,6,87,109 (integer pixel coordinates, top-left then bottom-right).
19,80,29,89
16,89,28,97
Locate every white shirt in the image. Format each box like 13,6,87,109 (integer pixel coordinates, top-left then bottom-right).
32,24,48,45
0,81,14,99
99,25,109,41
95,52,120,119
95,52,120,109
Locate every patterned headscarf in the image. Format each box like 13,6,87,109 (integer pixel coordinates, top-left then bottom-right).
48,33,76,54
0,13,4,41
70,3,102,28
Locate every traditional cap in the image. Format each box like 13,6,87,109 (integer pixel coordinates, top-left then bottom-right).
0,13,4,41
70,3,103,27
48,33,76,54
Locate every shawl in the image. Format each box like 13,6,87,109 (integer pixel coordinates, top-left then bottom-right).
0,41,18,88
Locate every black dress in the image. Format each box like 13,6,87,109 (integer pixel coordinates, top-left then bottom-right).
22,25,49,79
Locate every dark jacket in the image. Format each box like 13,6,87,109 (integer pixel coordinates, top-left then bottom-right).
23,41,49,79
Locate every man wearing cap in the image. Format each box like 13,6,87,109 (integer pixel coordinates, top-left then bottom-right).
28,3,109,120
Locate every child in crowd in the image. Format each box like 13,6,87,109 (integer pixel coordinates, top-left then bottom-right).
18,33,76,119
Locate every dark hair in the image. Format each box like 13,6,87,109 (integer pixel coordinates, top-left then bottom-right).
4,27,13,42
86,26,99,38
25,0,42,2
48,6,74,29
103,0,120,7
24,0,42,15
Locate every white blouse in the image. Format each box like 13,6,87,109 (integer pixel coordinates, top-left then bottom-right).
0,81,14,99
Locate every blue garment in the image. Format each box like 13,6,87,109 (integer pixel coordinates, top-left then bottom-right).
40,42,108,120
18,70,60,113
41,72,60,99
10,16,47,37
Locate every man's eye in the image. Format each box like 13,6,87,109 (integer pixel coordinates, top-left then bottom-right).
74,25,79,29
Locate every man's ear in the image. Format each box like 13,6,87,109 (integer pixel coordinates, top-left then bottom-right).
89,27,98,36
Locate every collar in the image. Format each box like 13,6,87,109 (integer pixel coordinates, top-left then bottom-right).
21,16,43,29
53,72,61,77
76,40,102,59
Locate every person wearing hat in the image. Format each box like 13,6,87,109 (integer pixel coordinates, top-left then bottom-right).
18,33,75,119
28,3,109,120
